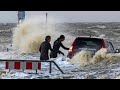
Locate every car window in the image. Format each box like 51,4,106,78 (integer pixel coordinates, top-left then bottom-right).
74,38,102,50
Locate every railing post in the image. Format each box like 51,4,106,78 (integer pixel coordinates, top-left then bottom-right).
36,70,37,74
49,61,52,73
52,61,64,74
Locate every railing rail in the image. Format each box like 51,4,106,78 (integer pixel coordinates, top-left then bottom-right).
0,59,64,74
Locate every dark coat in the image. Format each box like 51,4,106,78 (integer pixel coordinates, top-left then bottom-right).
39,41,53,60
50,38,69,58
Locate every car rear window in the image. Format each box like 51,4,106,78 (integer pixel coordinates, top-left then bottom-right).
73,37,103,50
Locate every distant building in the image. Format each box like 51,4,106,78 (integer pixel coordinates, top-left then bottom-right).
18,11,25,23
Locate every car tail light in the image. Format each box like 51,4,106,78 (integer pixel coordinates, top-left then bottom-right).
68,38,76,53
72,38,76,46
68,46,73,59
69,46,73,52
102,39,106,48
68,38,76,59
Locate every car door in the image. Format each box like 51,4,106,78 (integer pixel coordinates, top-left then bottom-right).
107,41,114,53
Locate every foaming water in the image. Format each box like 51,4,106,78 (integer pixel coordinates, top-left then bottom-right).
70,48,120,66
12,18,56,53
70,50,93,66
12,17,73,54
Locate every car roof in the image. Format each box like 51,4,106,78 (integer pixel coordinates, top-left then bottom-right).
76,36,105,40
76,36,112,43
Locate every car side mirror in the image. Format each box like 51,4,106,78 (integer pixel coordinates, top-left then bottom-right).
115,49,120,53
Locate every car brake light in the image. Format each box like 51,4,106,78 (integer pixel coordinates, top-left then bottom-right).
72,38,76,46
69,46,73,52
68,38,76,53
102,39,106,48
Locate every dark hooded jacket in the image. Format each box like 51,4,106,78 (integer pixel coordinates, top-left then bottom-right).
50,38,69,58
39,41,53,60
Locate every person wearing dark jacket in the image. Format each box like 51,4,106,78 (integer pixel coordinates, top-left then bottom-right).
50,35,69,58
39,36,53,60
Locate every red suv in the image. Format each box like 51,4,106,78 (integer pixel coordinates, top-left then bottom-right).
68,36,115,59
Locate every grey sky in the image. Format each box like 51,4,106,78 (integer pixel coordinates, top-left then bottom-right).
0,11,120,23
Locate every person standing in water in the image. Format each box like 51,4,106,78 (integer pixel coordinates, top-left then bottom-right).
39,36,53,60
50,35,69,58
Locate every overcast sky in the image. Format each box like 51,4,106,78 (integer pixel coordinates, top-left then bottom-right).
0,11,120,23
